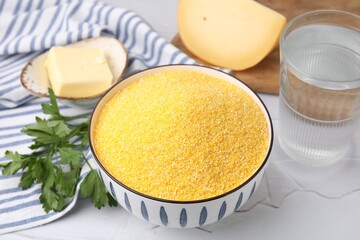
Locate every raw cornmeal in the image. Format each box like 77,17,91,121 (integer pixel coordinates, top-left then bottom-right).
93,70,269,201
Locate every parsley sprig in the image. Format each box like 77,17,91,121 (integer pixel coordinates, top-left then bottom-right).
1,89,117,212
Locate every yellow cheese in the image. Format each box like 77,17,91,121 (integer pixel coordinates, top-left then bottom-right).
178,0,287,70
46,47,113,98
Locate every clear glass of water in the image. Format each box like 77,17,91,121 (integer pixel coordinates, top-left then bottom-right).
278,10,360,166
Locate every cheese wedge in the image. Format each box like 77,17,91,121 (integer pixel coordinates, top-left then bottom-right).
178,0,287,70
46,47,113,98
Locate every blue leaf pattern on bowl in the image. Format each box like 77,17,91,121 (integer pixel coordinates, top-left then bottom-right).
141,201,149,221
199,207,207,226
234,192,243,211
180,208,187,228
218,201,227,220
248,181,257,200
160,206,168,226
109,182,117,201
124,192,132,212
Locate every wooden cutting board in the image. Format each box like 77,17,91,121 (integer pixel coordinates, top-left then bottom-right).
171,0,360,94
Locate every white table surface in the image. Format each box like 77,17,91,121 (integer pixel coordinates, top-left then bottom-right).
3,0,360,239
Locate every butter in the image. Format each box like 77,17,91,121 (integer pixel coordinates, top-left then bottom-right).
46,47,113,98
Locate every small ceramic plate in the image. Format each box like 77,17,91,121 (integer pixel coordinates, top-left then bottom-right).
20,36,128,108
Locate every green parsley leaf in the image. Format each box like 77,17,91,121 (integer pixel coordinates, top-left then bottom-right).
81,133,89,147
80,170,108,209
41,88,62,120
59,148,82,169
1,151,25,175
40,187,66,213
55,168,79,197
2,88,116,213
107,192,118,207
19,167,36,189
22,119,62,146
30,157,45,183
42,157,56,190
48,120,71,138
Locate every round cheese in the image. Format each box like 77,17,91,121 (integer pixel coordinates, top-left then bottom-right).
178,0,287,70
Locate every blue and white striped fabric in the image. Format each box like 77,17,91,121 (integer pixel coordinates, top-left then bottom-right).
0,0,195,234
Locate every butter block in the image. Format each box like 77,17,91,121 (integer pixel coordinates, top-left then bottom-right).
178,0,287,70
46,47,113,98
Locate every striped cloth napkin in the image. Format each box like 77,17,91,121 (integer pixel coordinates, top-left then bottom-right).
0,0,195,234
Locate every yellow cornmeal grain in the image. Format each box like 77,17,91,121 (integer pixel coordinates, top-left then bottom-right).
93,70,269,201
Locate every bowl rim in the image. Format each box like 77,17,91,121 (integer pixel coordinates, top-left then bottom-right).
88,64,274,204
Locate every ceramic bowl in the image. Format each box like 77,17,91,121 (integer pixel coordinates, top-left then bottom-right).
89,65,273,228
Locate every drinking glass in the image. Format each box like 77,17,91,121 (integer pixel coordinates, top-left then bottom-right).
278,10,360,166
